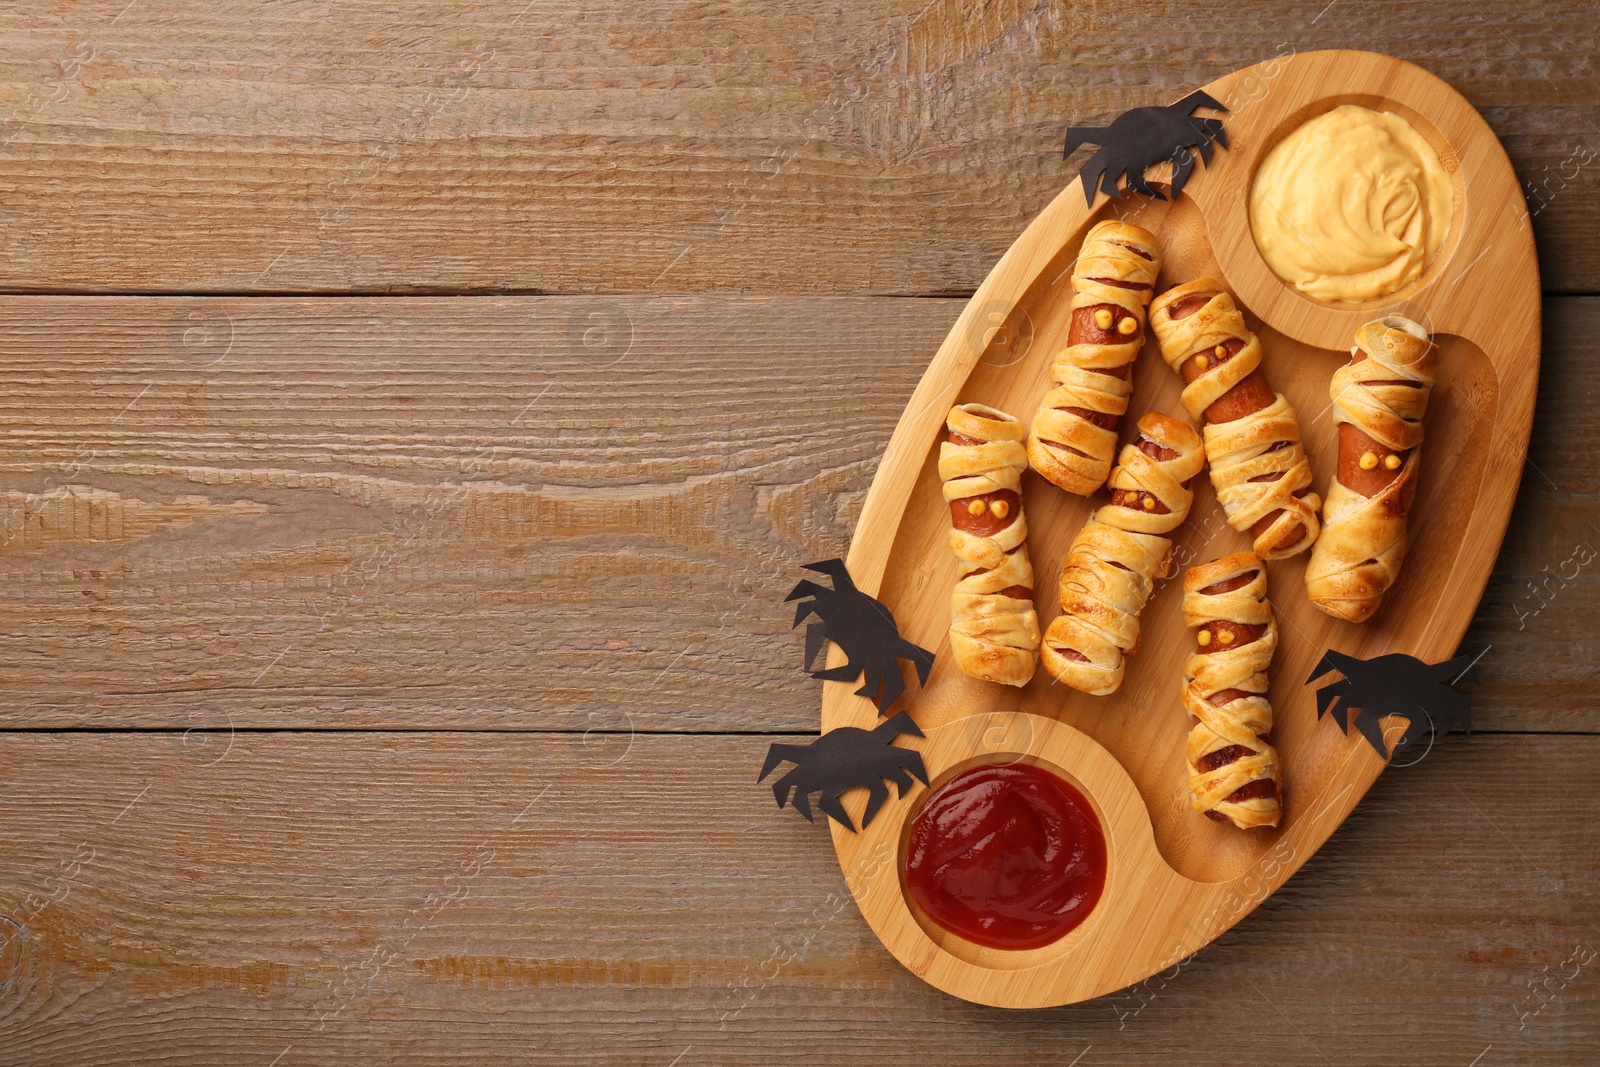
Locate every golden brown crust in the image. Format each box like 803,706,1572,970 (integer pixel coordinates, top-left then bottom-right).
1305,316,1437,623
1027,220,1162,495
939,403,1040,685
1181,552,1282,830
1040,413,1204,695
1149,279,1321,560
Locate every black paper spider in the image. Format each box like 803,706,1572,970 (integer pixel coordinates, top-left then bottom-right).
759,711,929,832
1064,90,1230,206
787,558,935,713
1307,649,1477,757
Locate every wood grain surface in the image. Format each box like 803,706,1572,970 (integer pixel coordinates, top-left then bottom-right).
0,0,1596,1061
1,733,1597,1066
0,1,1593,295
0,296,1591,733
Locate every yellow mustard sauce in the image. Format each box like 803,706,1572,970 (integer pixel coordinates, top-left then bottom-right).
1249,104,1453,303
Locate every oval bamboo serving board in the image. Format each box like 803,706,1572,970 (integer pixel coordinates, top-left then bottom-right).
819,50,1539,1008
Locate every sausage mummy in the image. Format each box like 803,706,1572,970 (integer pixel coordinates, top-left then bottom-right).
940,403,1041,686
1149,279,1321,560
1305,316,1437,623
1040,412,1205,696
1182,552,1282,830
1027,220,1163,495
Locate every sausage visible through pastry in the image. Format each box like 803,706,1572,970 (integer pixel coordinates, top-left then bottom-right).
1190,565,1277,821
1165,291,1315,553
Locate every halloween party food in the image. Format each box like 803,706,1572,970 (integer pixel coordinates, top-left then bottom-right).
904,762,1107,950
1181,553,1283,830
1040,413,1205,695
1250,104,1453,303
939,404,1041,686
1150,279,1321,560
1026,220,1163,495
810,51,1538,1009
1305,316,1438,623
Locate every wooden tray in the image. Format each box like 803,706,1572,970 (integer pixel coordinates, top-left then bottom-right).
819,50,1539,1008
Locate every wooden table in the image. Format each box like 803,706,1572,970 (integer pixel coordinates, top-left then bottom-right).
0,3,1595,1063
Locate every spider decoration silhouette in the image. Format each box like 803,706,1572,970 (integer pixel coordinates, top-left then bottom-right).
1064,89,1230,207
759,712,929,832
787,558,935,713
1307,649,1478,757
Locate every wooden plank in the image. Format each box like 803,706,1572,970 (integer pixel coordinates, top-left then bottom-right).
0,732,1595,1064
0,296,1591,732
0,1,1593,295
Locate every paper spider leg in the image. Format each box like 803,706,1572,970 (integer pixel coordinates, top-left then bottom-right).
788,597,820,628
818,790,855,832
858,777,892,831
759,743,811,783
888,750,930,791
1100,165,1128,199
1063,126,1105,159
802,558,856,591
866,669,904,711
1074,157,1109,206
895,638,936,686
1167,146,1197,200
802,621,827,671
812,661,864,683
873,711,923,741
1356,708,1390,755
788,781,817,823
883,764,916,794
1171,89,1230,116
1400,705,1434,745
1197,115,1229,151
770,773,799,811
1126,166,1167,199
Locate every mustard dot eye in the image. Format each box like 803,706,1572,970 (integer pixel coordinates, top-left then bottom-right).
1141,496,1156,510
1217,630,1236,645
989,499,1010,518
1359,451,1379,470
1194,354,1210,369
967,499,986,516
1093,309,1114,330
1213,344,1226,359
1117,316,1139,335
1384,453,1402,470
1197,630,1212,647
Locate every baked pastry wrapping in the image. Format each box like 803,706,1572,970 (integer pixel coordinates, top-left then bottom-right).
939,403,1041,686
1305,315,1437,623
1181,552,1283,830
1040,412,1204,695
1027,220,1163,495
1149,279,1321,560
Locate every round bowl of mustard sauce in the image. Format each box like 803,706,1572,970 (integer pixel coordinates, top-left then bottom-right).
1249,103,1454,304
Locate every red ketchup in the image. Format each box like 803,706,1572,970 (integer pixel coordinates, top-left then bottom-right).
904,762,1107,950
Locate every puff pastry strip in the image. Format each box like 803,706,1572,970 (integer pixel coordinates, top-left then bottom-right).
1181,552,1282,830
939,403,1041,686
1027,220,1163,495
1149,279,1320,560
1040,412,1204,695
1305,316,1437,623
